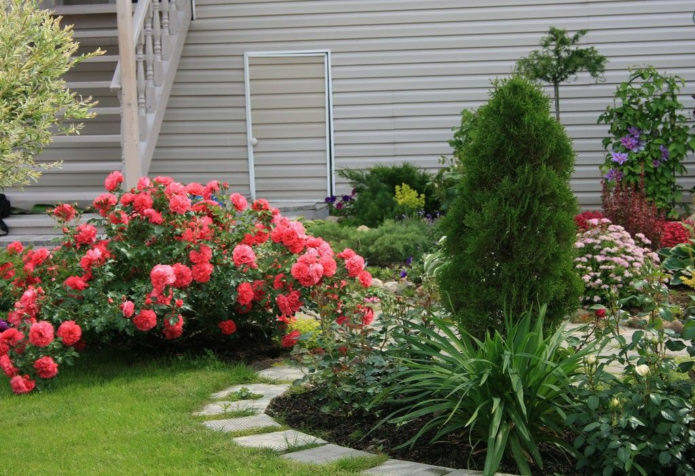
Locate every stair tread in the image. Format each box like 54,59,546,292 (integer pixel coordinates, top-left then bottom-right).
49,5,117,16
90,106,121,116
4,213,100,225
51,134,120,144
66,80,112,89
73,29,118,39
82,55,119,63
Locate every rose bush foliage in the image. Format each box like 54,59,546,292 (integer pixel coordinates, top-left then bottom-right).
0,172,372,394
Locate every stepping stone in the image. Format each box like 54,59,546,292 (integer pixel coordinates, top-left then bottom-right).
363,459,454,475
203,414,280,432
257,365,307,382
282,443,373,464
233,429,326,451
193,398,272,416
211,383,289,400
444,471,488,475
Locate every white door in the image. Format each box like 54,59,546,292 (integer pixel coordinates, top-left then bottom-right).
244,51,334,203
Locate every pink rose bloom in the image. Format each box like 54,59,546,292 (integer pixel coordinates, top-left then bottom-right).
143,208,164,224
6,241,23,254
65,276,89,291
236,282,255,306
337,248,356,260
232,244,257,269
191,262,213,283
104,171,124,192
10,374,35,394
136,176,152,190
121,300,135,318
29,321,54,347
189,245,212,264
163,315,184,340
320,255,337,277
34,356,59,379
150,264,176,292
169,194,191,214
133,193,154,213
172,263,193,288
57,321,82,346
52,204,76,222
0,328,24,347
153,176,174,186
0,355,19,377
133,310,157,332
358,270,372,288
218,319,237,335
345,255,365,278
281,330,301,348
185,182,204,196
75,224,98,246
230,193,248,211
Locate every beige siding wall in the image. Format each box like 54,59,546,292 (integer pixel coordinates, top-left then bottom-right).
150,0,695,208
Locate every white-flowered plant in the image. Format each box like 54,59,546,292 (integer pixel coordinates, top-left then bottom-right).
574,218,659,305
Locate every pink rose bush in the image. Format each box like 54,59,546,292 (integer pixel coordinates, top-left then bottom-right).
0,171,372,394
574,218,659,305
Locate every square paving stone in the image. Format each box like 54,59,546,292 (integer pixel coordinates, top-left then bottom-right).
233,430,326,451
282,443,373,464
363,459,454,475
202,414,280,432
193,398,273,416
210,383,289,400
257,365,307,382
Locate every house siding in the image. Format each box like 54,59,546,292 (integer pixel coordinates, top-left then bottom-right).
150,0,695,208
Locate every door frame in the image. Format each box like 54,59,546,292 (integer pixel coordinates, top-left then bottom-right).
243,50,335,201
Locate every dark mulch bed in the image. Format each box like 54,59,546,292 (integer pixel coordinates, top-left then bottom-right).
267,388,581,475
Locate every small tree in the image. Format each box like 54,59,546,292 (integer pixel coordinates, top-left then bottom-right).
0,0,101,189
516,27,606,121
439,76,582,336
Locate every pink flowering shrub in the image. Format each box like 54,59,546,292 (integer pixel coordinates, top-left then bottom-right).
0,171,372,394
574,218,659,305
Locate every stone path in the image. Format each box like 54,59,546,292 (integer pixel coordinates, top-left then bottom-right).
196,364,492,475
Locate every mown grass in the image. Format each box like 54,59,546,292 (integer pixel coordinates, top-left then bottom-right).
0,349,373,475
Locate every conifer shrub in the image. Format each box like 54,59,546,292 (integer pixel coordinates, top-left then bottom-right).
438,77,582,336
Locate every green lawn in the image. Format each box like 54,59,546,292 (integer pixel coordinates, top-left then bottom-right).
0,350,377,475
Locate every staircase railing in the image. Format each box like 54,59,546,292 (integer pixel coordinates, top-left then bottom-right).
111,0,191,184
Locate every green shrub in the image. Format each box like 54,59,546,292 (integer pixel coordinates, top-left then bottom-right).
376,306,590,476
337,164,438,227
439,76,581,336
305,219,440,267
0,0,101,188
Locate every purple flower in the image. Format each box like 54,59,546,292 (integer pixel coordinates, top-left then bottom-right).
620,135,640,151
341,195,352,202
324,195,336,204
660,145,669,161
405,256,413,266
0,319,8,332
653,159,662,168
604,169,623,182
627,126,641,138
610,152,628,165
399,269,407,278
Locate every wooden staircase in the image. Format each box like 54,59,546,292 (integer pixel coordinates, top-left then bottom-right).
1,0,191,245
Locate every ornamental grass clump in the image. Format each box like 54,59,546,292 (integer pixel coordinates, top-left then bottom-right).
439,76,581,336
0,172,373,394
574,218,659,305
376,306,591,476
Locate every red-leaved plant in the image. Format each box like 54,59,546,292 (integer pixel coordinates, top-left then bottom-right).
0,172,373,394
601,179,663,249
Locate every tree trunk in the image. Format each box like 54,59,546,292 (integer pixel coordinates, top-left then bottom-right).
553,82,560,121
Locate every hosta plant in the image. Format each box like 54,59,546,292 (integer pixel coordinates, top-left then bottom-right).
0,172,372,394
375,306,592,476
